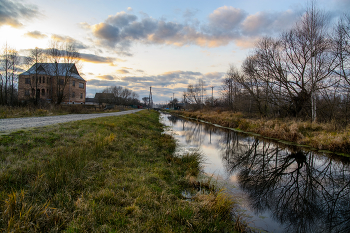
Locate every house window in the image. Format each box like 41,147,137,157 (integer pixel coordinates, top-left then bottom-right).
79,83,84,88
47,77,49,83
72,92,75,98
80,93,83,99
59,79,64,85
42,89,45,96
72,80,75,86
25,78,31,84
25,89,30,96
43,77,45,83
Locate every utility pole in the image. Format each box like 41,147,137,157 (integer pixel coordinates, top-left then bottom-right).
148,86,153,110
183,94,186,110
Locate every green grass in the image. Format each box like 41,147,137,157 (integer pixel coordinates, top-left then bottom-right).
0,110,240,232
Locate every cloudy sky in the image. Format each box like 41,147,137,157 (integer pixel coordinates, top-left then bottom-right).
0,0,349,103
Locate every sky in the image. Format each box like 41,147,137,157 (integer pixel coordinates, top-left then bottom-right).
0,0,349,103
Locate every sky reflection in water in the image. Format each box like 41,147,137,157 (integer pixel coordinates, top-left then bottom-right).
160,113,350,233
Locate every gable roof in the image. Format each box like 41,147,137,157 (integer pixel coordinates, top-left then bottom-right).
20,63,85,81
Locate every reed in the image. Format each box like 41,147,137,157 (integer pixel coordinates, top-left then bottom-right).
178,110,350,155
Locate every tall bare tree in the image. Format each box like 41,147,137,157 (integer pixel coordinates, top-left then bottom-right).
8,48,19,106
46,41,80,104
25,47,45,105
0,43,10,105
280,4,337,120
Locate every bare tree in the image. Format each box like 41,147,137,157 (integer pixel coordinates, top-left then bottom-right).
333,15,350,89
142,96,149,106
102,85,140,106
222,65,244,112
1,44,20,105
8,48,19,105
0,43,10,105
25,47,45,105
280,4,337,120
46,41,80,104
185,79,206,108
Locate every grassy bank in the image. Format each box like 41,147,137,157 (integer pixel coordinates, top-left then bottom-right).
0,110,242,232
0,105,129,119
176,110,350,156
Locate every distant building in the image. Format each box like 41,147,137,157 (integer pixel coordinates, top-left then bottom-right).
95,93,114,105
18,63,86,104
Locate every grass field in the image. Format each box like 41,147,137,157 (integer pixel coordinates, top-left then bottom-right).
0,105,129,119
0,110,243,232
177,110,350,156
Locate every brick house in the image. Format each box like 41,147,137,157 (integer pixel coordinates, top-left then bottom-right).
18,63,86,104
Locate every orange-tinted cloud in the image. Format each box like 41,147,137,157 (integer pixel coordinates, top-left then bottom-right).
24,30,47,39
116,69,130,74
97,75,116,80
80,53,126,65
84,7,302,50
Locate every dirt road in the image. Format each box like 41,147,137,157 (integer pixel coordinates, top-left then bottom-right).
0,109,144,132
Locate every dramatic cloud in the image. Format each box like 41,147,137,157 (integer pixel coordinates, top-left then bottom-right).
85,7,303,51
87,79,129,87
241,10,301,36
204,72,224,80
120,70,203,87
105,11,137,27
23,30,47,39
208,6,247,31
97,75,116,80
51,34,88,49
0,0,40,28
80,53,126,65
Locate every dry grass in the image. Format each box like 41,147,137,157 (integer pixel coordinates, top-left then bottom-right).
178,110,350,155
0,105,130,119
0,110,244,232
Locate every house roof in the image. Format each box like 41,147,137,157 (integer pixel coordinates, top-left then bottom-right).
20,63,85,81
95,93,114,99
85,98,97,103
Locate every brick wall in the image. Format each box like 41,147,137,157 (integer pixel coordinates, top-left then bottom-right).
18,75,86,104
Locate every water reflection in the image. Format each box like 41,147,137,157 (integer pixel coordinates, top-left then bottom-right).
162,113,350,233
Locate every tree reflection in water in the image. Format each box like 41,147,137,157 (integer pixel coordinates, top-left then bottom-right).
221,130,350,233
163,114,350,232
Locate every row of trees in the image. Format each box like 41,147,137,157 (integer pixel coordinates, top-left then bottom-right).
221,6,350,123
182,5,350,125
100,86,141,106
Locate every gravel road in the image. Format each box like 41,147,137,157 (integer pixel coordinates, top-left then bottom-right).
0,109,144,133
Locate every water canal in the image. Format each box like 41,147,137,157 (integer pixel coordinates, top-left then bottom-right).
160,112,350,233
